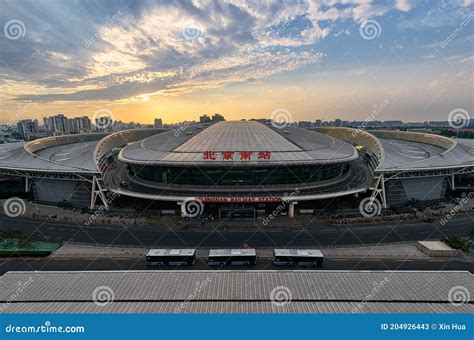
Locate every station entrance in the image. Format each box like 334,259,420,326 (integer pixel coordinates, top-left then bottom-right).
219,207,257,220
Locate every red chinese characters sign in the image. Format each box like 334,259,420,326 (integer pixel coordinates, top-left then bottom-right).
203,151,271,161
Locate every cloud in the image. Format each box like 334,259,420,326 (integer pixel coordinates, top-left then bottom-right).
1,0,469,105
395,0,413,12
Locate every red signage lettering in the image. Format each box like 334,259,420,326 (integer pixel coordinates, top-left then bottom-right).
203,151,216,160
239,151,253,160
221,151,234,160
258,151,271,160
202,151,272,161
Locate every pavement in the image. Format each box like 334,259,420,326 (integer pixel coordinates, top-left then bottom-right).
50,243,436,259
3,198,474,231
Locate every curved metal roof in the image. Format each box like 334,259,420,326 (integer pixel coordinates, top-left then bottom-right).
369,131,474,172
312,127,474,173
119,121,358,167
0,141,100,174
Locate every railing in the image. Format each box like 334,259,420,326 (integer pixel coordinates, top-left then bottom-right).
313,127,385,170
369,130,457,153
24,133,107,155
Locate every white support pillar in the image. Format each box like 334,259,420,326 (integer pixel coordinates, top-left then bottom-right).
90,176,97,209
451,173,455,191
381,173,387,209
370,174,387,209
90,176,110,210
178,202,186,217
25,175,30,192
288,201,297,218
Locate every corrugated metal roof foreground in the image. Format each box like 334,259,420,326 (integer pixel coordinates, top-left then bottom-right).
1,271,472,314
3,302,471,314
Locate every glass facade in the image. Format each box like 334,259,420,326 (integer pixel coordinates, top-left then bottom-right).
131,163,349,186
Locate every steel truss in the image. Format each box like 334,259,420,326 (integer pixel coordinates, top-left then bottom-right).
369,173,387,208
0,167,109,209
90,176,110,210
370,166,474,206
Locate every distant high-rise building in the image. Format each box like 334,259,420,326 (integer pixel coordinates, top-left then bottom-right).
298,121,311,128
69,116,92,133
43,114,91,135
199,115,211,124
154,118,163,128
17,119,39,140
43,114,69,135
211,113,225,122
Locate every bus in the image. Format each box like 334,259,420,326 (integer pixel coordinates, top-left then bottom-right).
208,249,257,266
145,249,196,267
273,249,324,267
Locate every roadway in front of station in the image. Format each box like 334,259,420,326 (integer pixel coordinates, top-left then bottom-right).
0,215,471,248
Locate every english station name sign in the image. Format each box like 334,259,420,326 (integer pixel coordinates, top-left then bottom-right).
199,196,284,203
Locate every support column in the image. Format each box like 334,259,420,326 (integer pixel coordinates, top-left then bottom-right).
451,173,455,191
25,175,30,193
90,176,110,210
381,173,387,208
179,202,186,217
288,201,297,218
90,176,97,209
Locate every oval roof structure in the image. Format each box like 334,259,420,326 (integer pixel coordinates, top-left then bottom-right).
119,121,358,167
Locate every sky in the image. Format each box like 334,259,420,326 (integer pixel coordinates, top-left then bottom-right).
0,0,473,125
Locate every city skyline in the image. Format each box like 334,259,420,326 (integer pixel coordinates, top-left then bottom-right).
1,0,473,125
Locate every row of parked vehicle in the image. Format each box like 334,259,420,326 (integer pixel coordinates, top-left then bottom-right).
145,248,324,267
